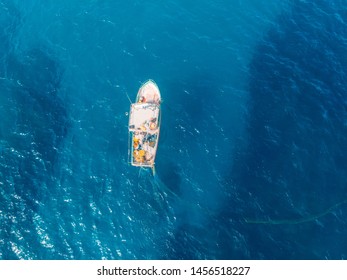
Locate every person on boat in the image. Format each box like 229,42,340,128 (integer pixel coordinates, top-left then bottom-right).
149,122,156,130
133,137,139,149
139,96,146,103
134,149,146,163
133,150,141,163
140,124,146,131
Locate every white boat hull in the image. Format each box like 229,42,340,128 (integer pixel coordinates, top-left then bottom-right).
128,80,161,168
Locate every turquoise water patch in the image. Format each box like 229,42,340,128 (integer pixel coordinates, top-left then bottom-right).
3,0,346,260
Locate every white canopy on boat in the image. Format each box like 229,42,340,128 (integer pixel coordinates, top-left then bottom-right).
129,103,159,131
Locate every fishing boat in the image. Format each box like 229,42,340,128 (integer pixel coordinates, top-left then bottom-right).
128,80,161,173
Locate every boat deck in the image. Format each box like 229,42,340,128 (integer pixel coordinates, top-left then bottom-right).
137,81,161,104
128,80,161,168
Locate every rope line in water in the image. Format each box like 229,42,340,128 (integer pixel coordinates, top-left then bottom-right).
244,199,347,225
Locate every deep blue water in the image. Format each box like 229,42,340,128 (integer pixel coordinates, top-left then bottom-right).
0,0,346,259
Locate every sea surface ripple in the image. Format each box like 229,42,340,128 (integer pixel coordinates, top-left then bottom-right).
0,0,346,259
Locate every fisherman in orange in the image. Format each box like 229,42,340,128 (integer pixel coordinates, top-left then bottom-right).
133,149,146,163
133,137,139,149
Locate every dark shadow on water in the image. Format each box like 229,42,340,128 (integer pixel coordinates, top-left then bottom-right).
221,0,347,259
0,2,69,259
156,159,182,197
158,69,235,259
8,47,69,166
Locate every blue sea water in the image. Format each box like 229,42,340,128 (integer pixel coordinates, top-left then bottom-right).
0,0,346,260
